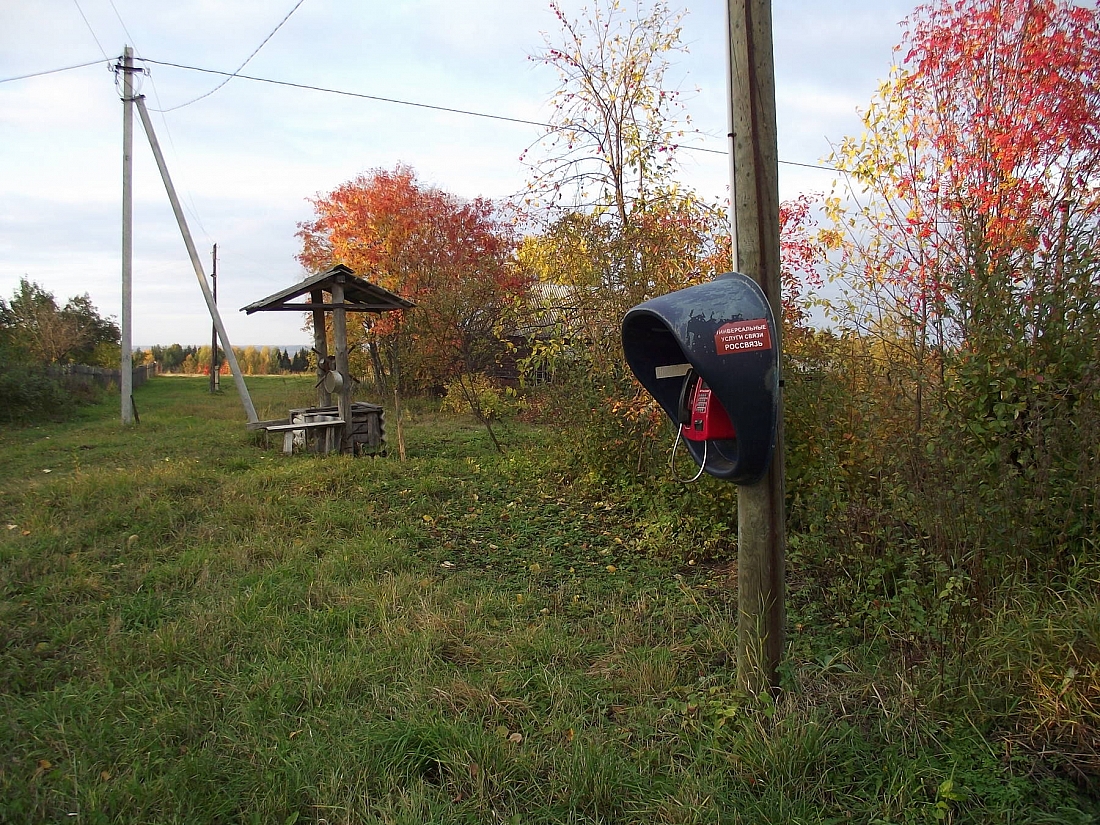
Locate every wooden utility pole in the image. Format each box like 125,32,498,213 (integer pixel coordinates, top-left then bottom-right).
312,290,330,409
330,274,352,454
727,0,786,694
133,95,258,424
120,46,135,425
209,244,220,393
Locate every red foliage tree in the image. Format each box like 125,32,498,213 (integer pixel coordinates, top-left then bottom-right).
901,0,1100,259
297,165,526,401
825,0,1100,548
831,0,1100,354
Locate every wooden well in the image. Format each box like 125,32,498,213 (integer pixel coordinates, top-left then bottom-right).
241,264,414,455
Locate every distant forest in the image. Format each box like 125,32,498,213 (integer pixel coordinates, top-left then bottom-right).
135,344,311,376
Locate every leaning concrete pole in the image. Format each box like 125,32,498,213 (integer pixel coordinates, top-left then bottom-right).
727,0,785,694
133,95,258,424
120,46,134,425
209,244,219,393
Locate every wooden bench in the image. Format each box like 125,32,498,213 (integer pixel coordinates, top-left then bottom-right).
254,417,345,454
248,402,383,456
246,418,291,431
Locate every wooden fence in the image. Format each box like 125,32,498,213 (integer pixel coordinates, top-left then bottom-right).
48,362,159,390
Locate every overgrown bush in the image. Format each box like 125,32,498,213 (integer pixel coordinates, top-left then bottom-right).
0,361,73,424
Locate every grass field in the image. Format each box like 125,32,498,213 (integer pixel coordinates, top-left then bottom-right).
1,376,1097,823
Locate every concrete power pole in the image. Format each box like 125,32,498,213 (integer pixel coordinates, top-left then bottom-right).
726,0,786,694
120,46,135,425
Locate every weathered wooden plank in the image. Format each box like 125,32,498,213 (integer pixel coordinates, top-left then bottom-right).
246,418,292,431
263,419,346,433
331,277,352,454
312,289,330,410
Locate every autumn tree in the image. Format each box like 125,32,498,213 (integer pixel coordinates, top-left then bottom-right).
150,344,195,373
517,191,727,368
297,165,526,449
518,0,829,478
829,0,1100,393
525,0,689,224
0,278,119,366
520,0,706,386
825,0,1100,562
516,191,826,477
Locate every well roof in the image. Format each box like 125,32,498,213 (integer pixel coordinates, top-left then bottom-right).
241,264,415,314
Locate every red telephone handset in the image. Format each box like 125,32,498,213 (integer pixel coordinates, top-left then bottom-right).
679,375,736,442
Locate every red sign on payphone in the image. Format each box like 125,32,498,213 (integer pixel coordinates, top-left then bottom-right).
714,319,772,355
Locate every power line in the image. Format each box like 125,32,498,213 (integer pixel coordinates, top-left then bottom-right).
0,59,107,85
140,58,837,172
106,0,139,51
142,58,553,127
0,52,838,174
72,0,110,60
101,0,215,247
688,145,834,172
778,158,836,172
156,0,307,113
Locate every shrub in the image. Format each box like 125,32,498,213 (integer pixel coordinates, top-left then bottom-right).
441,374,525,421
0,363,71,424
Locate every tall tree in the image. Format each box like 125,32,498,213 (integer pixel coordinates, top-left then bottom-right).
829,0,1100,359
297,165,527,449
0,278,119,366
516,193,729,375
823,0,1100,562
525,0,689,225
517,0,828,477
519,0,715,388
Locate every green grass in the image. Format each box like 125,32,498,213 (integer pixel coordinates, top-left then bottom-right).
1,376,1097,823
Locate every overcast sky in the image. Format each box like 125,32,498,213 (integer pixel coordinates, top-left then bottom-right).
0,0,914,347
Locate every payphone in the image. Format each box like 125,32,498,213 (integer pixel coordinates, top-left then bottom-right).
621,272,779,484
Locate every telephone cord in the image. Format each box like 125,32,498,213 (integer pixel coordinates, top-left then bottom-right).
669,428,707,484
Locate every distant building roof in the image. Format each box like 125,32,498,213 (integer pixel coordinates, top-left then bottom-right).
511,281,596,339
